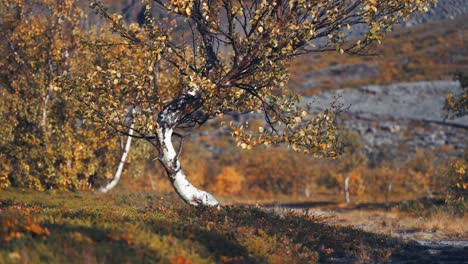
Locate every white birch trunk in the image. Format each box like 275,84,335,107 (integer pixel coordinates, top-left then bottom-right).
156,127,219,207
344,176,350,203
99,121,134,193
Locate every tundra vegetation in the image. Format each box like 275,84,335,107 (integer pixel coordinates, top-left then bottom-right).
0,189,406,263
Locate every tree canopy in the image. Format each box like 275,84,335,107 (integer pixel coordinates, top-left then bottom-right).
66,0,436,206
79,0,435,156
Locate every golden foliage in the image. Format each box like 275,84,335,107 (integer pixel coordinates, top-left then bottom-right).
85,0,435,161
213,166,245,196
406,148,436,195
291,16,467,95
0,207,50,242
444,72,468,119
447,155,468,202
171,255,192,264
0,0,122,190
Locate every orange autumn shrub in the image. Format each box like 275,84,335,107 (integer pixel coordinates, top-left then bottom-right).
446,152,468,202
0,207,49,242
213,166,245,196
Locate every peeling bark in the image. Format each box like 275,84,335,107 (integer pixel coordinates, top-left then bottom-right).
151,85,219,207
156,127,219,207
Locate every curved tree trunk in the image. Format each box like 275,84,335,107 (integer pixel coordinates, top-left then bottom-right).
99,121,134,193
156,127,219,207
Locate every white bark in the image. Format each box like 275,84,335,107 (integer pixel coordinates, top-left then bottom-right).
99,121,134,193
156,127,219,207
344,176,350,203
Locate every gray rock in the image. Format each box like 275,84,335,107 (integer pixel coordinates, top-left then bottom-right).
304,81,468,156
405,0,468,26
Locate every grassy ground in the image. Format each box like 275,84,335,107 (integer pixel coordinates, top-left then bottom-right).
0,188,408,264
332,207,468,240
302,199,468,241
242,196,468,241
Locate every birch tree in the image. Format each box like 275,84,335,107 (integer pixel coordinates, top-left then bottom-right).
99,110,135,193
78,0,436,206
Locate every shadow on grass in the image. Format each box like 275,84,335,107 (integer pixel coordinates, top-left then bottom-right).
249,198,467,262
351,198,447,211
262,200,338,209
218,206,468,263
5,191,464,263
4,222,164,264
172,205,401,263
1,197,256,264
145,217,263,263
390,242,468,263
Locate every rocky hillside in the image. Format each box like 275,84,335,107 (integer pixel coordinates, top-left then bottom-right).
405,0,468,26
95,0,468,27
296,0,468,158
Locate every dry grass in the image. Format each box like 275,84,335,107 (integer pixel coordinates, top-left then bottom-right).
398,211,468,239
313,204,468,241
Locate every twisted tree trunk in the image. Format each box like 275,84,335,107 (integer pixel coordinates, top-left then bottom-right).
156,127,219,207
152,86,220,207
